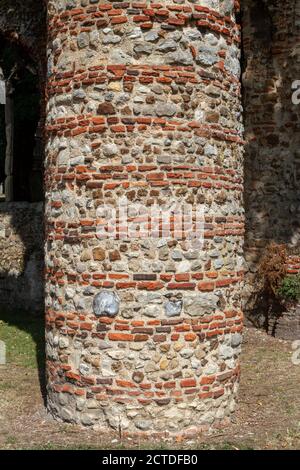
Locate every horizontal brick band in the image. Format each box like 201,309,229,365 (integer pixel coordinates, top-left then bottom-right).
46,311,243,332
45,268,243,288
48,63,241,98
46,115,244,143
49,2,240,46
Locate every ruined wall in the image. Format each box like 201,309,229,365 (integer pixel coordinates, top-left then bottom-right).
45,0,244,434
0,0,46,72
243,0,300,320
0,1,46,313
0,203,44,312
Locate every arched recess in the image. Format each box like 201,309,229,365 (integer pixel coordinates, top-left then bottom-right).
0,35,43,202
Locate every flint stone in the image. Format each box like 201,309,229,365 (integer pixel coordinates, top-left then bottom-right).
166,50,193,66
204,143,218,157
165,299,183,317
66,0,77,8
205,362,218,375
104,407,130,430
186,30,202,41
79,363,91,376
77,32,89,49
76,398,86,411
60,408,76,423
231,333,242,348
59,337,69,349
134,43,153,54
184,293,219,315
144,304,159,317
93,291,120,317
134,419,151,431
145,31,159,42
57,149,70,166
90,30,99,46
81,410,103,426
219,344,234,360
103,34,121,45
180,348,194,359
127,28,142,39
157,40,177,52
132,371,144,383
155,103,177,117
102,143,118,156
107,350,126,360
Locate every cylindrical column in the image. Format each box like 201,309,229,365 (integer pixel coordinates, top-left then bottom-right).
45,0,244,435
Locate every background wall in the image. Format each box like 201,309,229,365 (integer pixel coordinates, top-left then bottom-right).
0,0,46,61
0,0,46,314
0,202,44,312
242,0,300,323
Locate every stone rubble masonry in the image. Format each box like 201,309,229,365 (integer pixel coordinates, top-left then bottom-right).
0,203,44,313
45,0,244,434
0,0,46,65
0,2,46,314
243,0,300,315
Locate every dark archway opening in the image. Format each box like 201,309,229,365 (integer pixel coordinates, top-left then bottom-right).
0,36,43,202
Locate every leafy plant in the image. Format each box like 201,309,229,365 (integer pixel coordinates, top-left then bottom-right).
278,275,300,302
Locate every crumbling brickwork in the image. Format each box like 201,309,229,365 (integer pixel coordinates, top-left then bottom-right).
44,0,244,434
0,1,46,312
0,0,46,78
0,203,44,312
243,0,300,320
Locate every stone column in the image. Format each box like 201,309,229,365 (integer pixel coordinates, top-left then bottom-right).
45,0,244,435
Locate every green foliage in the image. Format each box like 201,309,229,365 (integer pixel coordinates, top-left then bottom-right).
278,275,300,302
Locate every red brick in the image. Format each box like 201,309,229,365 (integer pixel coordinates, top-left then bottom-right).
200,376,216,385
180,379,197,388
167,282,196,290
184,333,197,342
110,16,128,24
108,333,134,341
198,281,215,291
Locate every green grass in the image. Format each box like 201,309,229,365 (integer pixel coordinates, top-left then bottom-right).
0,310,44,369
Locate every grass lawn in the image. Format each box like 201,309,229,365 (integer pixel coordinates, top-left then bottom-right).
0,310,44,368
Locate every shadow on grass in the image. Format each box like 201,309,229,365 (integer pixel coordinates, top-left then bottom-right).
0,308,46,405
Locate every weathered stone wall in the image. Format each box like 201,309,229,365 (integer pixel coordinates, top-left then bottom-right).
45,0,244,434
0,203,44,312
242,0,300,317
0,0,46,76
0,1,46,314
267,306,300,341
